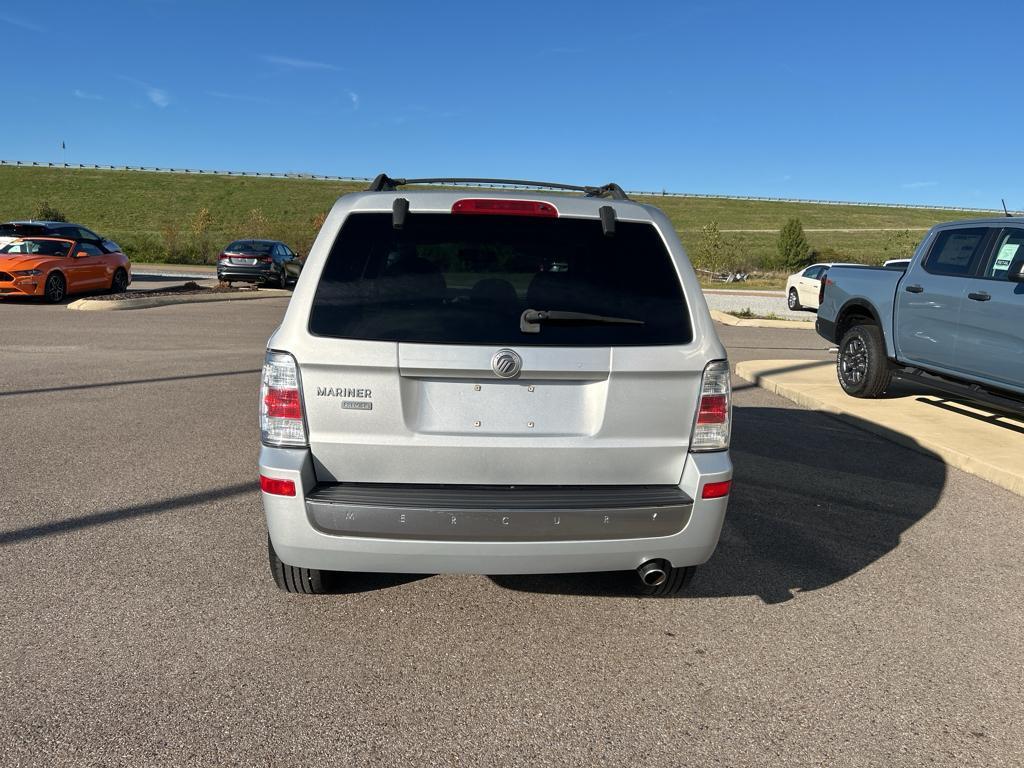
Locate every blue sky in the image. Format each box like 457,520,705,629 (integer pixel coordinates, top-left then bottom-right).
1,0,1021,207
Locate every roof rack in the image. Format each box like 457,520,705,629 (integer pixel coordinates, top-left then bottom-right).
365,174,629,200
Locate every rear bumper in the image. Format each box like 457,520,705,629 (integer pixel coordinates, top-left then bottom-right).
259,446,732,574
217,264,276,282
816,316,837,343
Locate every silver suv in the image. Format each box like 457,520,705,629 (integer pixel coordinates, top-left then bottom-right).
259,176,733,596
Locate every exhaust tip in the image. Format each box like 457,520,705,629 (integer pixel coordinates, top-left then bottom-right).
638,560,668,587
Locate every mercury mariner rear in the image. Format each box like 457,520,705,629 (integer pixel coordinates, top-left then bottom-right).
258,177,732,595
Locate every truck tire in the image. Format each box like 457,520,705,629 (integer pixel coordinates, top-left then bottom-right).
837,323,891,398
268,536,330,594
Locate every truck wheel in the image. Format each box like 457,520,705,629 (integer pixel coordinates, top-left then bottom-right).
636,564,696,596
788,288,802,311
268,536,330,594
837,324,891,398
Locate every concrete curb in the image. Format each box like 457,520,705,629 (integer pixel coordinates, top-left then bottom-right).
710,310,815,329
133,271,217,280
735,359,1024,498
68,289,291,311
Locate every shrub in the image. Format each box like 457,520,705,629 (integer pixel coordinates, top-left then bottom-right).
32,201,68,222
114,232,166,263
161,221,182,262
883,229,919,260
245,207,270,238
776,218,811,270
189,207,216,264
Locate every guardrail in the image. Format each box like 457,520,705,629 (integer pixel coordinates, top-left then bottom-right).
1,159,1017,214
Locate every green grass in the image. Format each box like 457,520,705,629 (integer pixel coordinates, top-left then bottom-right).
0,165,993,266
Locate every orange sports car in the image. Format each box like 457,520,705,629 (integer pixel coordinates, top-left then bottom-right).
0,236,132,302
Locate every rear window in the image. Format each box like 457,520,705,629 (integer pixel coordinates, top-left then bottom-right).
0,223,47,238
226,240,274,254
308,212,692,346
923,228,991,276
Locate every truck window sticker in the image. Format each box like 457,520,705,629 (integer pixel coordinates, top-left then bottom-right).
990,242,1019,277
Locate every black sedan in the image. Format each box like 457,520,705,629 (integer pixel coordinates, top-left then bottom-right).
216,239,302,288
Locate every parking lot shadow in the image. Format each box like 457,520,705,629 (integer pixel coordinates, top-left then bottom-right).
492,405,946,603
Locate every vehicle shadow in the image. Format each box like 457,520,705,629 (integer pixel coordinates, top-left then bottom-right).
322,572,431,594
916,397,1024,435
491,405,947,603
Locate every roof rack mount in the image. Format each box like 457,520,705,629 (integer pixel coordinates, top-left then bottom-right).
365,174,629,200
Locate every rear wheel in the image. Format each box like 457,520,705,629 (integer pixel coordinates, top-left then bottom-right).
837,323,891,398
788,288,802,311
268,536,330,594
44,272,66,303
110,268,129,293
635,564,696,596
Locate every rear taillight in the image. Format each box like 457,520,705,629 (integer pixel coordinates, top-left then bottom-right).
260,475,296,496
451,199,558,217
218,252,230,261
690,360,731,452
701,480,732,499
819,274,830,305
260,351,307,447
258,257,273,263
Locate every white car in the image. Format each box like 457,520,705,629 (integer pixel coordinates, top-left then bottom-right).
786,262,856,311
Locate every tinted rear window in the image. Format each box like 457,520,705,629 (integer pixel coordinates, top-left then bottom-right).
923,228,991,276
308,212,692,346
0,223,47,238
226,240,274,254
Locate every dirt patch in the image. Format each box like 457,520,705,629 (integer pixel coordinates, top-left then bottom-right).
88,281,261,302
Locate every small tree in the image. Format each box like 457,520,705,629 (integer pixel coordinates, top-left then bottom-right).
245,207,269,238
32,201,68,222
776,218,810,270
189,207,215,264
161,221,181,261
694,222,727,274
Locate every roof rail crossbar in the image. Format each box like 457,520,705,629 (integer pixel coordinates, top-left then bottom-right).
363,175,630,200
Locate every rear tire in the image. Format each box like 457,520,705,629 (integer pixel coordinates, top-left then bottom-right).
268,536,330,594
44,272,66,303
635,564,696,596
837,323,891,398
110,268,129,293
788,288,802,311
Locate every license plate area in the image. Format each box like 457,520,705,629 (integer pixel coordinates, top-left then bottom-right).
400,379,602,436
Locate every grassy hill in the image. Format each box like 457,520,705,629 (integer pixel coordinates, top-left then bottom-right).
0,165,994,269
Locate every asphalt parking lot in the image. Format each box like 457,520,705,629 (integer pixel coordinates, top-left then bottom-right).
1,299,1022,767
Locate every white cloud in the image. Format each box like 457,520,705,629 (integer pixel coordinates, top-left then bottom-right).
263,55,339,71
73,89,104,101
902,181,937,189
207,90,273,104
347,90,360,110
118,76,170,108
147,88,169,108
0,13,43,32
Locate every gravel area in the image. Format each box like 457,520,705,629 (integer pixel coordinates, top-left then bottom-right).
703,289,814,321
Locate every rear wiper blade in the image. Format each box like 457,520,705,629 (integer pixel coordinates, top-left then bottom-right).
520,308,645,334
